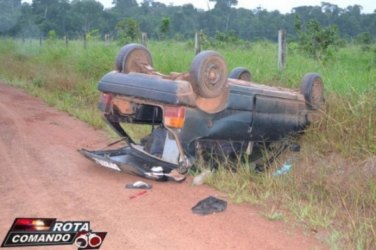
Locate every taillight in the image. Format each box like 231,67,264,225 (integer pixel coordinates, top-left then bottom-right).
164,106,186,128
98,92,113,112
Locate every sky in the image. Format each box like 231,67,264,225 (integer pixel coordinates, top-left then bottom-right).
21,0,375,13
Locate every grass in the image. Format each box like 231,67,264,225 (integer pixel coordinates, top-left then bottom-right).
0,37,375,249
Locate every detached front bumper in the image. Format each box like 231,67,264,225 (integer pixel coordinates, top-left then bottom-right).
79,144,186,182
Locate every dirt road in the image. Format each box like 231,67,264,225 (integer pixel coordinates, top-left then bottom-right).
0,83,326,250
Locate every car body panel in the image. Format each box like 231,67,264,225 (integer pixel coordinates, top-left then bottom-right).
98,72,196,106
97,71,310,152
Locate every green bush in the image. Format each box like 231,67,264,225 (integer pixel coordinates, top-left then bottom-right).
295,18,343,61
116,18,140,45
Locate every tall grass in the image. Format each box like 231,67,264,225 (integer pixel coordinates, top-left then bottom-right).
0,38,375,249
0,39,110,128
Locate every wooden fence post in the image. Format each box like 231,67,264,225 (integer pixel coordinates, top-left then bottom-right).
65,35,68,48
83,33,87,49
105,33,110,46
194,32,201,55
278,29,287,71
141,32,148,47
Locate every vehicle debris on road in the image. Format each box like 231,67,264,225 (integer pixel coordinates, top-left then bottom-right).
272,163,293,176
126,181,152,189
129,190,148,200
192,196,228,215
192,170,213,186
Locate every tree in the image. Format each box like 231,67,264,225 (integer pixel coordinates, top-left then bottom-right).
141,0,153,7
0,0,22,35
31,0,73,37
0,0,374,43
69,0,104,36
321,2,341,16
206,0,238,35
116,18,140,44
355,32,374,51
159,16,170,39
15,2,41,38
112,0,138,9
112,0,139,19
140,0,153,14
171,4,198,38
209,0,237,10
295,19,342,61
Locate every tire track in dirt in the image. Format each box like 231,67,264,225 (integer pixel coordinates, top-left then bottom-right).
0,83,327,250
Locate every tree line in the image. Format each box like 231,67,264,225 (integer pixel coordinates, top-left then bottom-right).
0,0,375,43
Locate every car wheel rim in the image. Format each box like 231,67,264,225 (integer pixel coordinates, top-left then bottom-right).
206,64,221,89
125,49,151,73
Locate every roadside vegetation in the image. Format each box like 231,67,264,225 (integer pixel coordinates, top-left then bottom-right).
0,35,375,249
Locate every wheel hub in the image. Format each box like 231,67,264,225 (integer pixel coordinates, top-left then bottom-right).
207,64,221,87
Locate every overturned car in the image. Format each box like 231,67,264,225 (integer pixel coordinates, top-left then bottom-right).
80,43,324,181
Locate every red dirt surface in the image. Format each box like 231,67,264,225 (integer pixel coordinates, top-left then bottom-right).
0,83,327,250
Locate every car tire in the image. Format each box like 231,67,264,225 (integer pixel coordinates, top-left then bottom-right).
229,67,252,81
115,43,153,73
300,73,324,110
190,51,228,98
